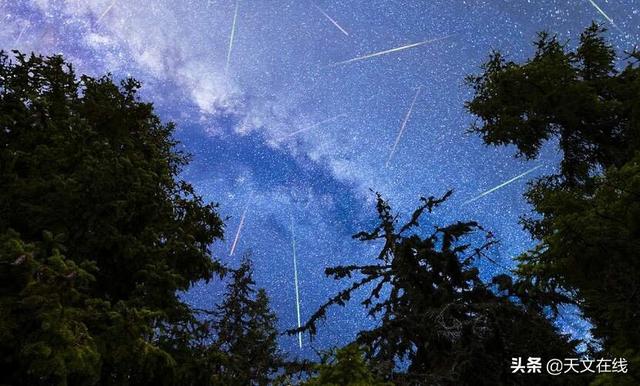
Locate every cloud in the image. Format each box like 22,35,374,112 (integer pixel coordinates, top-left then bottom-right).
176,61,241,115
3,0,389,201
15,0,241,116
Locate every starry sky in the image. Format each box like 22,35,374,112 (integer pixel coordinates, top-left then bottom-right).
2,0,638,359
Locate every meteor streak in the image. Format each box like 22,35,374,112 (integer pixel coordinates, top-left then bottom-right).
229,193,251,256
585,0,624,34
225,0,240,75
14,22,29,45
97,0,117,24
312,2,349,36
290,214,303,349
386,87,422,167
331,34,455,66
463,165,543,205
277,113,346,141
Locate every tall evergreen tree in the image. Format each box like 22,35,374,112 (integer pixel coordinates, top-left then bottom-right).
0,50,224,385
466,24,640,384
292,192,580,385
209,258,283,385
152,258,284,386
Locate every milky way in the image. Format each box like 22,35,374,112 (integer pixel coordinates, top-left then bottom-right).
2,0,638,357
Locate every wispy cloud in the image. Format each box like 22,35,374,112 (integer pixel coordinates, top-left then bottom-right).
19,0,241,116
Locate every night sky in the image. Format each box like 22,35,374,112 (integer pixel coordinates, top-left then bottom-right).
2,0,638,358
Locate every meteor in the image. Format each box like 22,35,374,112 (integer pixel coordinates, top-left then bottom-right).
290,214,303,349
97,0,117,24
585,0,624,34
225,0,240,75
463,165,543,205
14,22,29,45
276,113,346,141
229,193,252,256
386,87,422,167
312,2,349,36
331,34,455,66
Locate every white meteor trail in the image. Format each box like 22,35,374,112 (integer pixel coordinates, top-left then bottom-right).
277,113,346,141
14,22,29,45
331,34,455,66
585,0,624,34
463,165,543,205
97,0,117,24
312,2,349,36
386,87,422,167
229,194,251,256
225,0,240,75
290,214,303,349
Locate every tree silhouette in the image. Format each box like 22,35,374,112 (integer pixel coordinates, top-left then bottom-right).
209,258,282,385
466,23,639,187
291,192,580,385
0,50,225,385
467,24,640,384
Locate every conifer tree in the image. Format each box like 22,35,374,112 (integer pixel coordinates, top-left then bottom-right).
466,24,640,384
210,258,282,385
466,23,638,187
292,192,580,385
0,50,224,385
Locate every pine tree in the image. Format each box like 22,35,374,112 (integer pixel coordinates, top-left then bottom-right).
291,192,581,385
466,24,640,384
0,50,224,385
210,258,282,385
